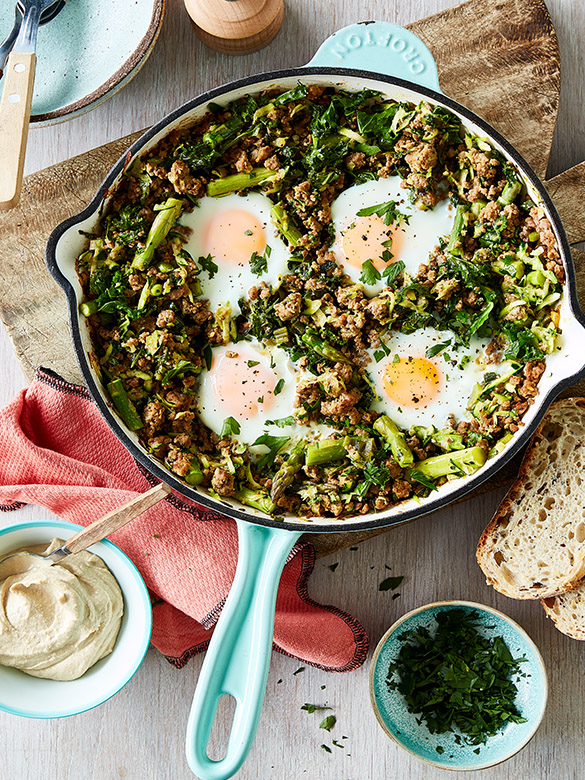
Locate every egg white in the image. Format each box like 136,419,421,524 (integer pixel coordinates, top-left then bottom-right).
180,192,290,317
366,328,506,430
330,177,454,294
196,340,334,446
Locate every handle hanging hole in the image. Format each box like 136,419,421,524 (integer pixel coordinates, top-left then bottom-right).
14,63,25,73
207,694,237,762
8,94,20,104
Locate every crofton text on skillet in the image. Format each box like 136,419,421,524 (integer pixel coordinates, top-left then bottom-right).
46,23,585,780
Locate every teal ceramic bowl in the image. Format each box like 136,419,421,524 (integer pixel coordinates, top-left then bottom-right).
0,0,165,125
0,520,152,719
369,601,548,771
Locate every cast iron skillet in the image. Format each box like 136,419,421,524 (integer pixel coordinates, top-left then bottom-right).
46,22,585,780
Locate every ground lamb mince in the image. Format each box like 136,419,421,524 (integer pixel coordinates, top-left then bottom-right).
76,84,564,519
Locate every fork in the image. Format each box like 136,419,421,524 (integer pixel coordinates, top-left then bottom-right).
0,0,63,209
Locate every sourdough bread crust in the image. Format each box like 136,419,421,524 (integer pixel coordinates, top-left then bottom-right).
476,398,585,600
542,584,585,640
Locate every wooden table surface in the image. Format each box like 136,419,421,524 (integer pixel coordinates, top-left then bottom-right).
1,1,584,779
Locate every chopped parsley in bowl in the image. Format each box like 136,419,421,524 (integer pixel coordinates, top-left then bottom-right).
75,85,564,519
369,601,547,770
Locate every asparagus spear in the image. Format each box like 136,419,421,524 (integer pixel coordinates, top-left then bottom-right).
305,438,347,467
498,180,522,205
236,487,276,514
184,459,203,486
80,300,98,317
373,415,414,468
270,202,303,246
409,446,487,479
446,204,467,256
270,441,305,503
301,332,351,364
131,198,183,270
107,379,143,431
207,168,279,197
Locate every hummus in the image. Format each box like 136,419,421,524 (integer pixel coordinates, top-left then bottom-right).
0,538,123,681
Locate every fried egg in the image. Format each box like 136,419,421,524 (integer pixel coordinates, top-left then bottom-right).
180,193,290,316
366,329,506,430
330,177,454,293
196,340,333,445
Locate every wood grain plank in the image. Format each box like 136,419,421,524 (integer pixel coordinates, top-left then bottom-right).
410,0,560,179
545,161,585,245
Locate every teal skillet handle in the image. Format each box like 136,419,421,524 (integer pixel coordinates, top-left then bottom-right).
185,519,301,780
306,21,442,94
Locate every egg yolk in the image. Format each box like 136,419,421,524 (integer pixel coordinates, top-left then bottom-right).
204,209,266,264
209,350,276,417
383,356,440,407
341,215,403,270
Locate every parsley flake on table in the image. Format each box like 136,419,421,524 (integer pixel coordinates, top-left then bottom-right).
301,703,331,714
387,609,528,746
319,715,336,731
379,575,403,592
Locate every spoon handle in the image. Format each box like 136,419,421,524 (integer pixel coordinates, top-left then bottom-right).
65,483,171,555
0,51,36,209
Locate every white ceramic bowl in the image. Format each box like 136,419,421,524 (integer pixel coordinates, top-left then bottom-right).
0,520,152,719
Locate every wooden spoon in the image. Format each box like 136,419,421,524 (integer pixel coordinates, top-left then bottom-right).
0,482,171,567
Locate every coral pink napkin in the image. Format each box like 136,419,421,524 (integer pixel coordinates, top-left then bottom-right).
0,369,367,671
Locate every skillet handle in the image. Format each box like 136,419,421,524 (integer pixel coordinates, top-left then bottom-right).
306,22,441,94
185,519,301,780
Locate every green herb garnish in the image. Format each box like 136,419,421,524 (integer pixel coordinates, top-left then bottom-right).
379,575,403,592
357,200,410,227
197,253,219,278
360,258,380,286
387,609,527,746
301,703,330,713
319,715,336,731
220,416,241,437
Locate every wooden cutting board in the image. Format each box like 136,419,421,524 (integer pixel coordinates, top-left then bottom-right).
0,0,583,557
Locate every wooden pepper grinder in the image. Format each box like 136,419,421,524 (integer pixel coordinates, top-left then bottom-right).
183,0,284,55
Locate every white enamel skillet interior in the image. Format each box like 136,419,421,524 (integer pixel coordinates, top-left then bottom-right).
45,22,585,779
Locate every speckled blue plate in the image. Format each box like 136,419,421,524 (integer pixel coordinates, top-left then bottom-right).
369,601,548,771
0,0,165,126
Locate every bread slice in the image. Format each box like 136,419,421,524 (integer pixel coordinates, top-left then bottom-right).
477,397,585,599
542,583,585,640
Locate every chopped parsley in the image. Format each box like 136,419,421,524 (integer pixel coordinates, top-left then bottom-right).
252,433,290,470
301,703,330,714
359,258,380,286
274,378,285,395
220,417,241,437
387,609,528,745
379,575,404,592
250,249,269,276
197,253,218,278
319,715,336,731
357,199,410,227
